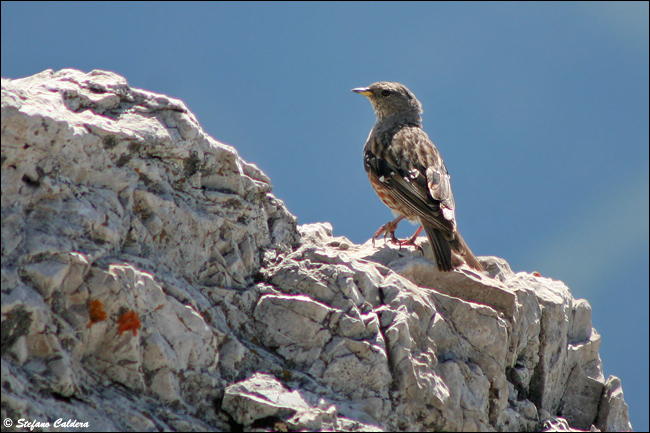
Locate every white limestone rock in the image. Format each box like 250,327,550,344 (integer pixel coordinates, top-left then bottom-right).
1,69,297,431
1,71,633,432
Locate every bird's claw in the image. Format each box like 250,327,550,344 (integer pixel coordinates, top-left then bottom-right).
372,221,423,254
372,220,400,246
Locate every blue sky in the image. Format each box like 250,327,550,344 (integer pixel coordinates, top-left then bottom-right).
2,1,648,428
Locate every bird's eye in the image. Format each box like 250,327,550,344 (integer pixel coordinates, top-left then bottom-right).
381,90,390,97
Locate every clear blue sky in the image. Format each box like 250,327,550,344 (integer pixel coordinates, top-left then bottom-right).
2,1,648,429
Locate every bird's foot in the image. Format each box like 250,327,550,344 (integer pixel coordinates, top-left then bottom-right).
372,219,401,247
394,226,424,253
372,220,423,253
397,226,422,245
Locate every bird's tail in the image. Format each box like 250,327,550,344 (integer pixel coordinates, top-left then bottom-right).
452,230,483,271
422,225,453,271
423,225,483,272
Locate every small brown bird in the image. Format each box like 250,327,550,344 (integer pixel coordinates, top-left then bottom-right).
352,82,483,272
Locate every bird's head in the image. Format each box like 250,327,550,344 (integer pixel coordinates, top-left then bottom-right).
352,82,423,124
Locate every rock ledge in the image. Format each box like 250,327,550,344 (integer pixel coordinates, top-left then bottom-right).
1,70,632,432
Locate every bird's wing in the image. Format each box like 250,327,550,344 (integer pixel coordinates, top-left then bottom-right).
364,126,457,235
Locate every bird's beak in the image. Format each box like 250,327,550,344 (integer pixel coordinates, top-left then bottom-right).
352,87,373,97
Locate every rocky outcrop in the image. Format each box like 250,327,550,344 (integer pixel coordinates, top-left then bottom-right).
1,69,632,431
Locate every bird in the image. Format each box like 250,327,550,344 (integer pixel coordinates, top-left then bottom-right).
352,82,483,272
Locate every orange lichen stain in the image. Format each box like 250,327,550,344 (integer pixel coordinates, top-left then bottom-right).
532,271,542,277
87,300,108,328
117,310,141,336
274,421,288,432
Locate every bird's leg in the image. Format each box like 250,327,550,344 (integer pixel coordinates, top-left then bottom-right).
372,216,405,246
399,226,423,246
396,226,424,254
373,219,424,253
373,217,423,246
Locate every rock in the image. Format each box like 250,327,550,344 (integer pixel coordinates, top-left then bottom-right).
222,373,343,431
2,69,296,431
595,376,633,432
1,70,633,431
